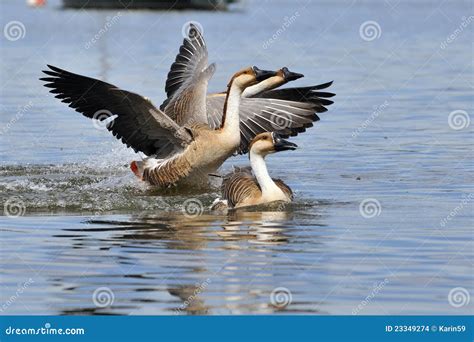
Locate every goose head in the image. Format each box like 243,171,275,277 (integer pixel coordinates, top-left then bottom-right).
249,132,298,158
241,67,304,97
228,66,277,89
278,67,304,82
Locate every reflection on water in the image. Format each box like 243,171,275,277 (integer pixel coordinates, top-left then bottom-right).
1,208,326,316
2,199,470,315
218,210,292,245
81,210,299,316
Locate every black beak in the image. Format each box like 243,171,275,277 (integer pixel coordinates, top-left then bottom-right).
281,67,304,81
273,133,298,152
253,66,277,82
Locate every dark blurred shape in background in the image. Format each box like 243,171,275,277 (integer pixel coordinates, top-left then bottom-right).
62,0,237,10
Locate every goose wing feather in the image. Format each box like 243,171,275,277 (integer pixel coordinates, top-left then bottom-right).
160,24,213,126
207,83,335,153
40,64,192,157
255,81,335,108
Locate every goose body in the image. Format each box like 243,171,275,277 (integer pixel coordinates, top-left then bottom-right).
137,121,240,187
212,132,296,210
137,124,236,187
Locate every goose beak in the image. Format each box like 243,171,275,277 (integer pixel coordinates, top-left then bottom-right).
273,134,298,152
253,66,277,82
281,67,304,81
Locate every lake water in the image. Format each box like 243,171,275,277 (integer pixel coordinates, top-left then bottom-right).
0,0,473,315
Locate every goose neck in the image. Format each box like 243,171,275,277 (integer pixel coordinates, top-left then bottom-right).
221,82,243,134
242,77,283,98
250,151,282,199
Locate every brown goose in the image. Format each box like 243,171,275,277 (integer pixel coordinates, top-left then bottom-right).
40,25,334,161
135,67,302,187
133,66,278,187
211,132,297,210
41,64,276,188
40,23,334,188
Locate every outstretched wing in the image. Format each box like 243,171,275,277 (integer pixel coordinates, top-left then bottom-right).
254,81,334,111
206,81,335,153
160,24,213,126
41,65,192,157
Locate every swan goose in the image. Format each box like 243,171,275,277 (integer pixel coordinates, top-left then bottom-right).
40,23,334,187
211,132,297,210
136,66,278,187
162,24,335,154
41,65,276,188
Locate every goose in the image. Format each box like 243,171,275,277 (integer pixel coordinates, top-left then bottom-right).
211,132,297,210
40,23,334,188
161,24,335,155
132,67,302,187
133,66,278,187
41,65,276,188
